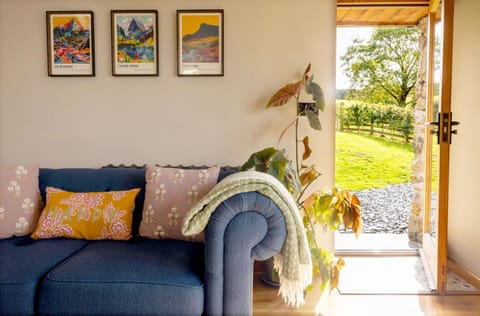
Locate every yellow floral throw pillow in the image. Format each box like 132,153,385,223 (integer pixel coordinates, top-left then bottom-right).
31,187,141,240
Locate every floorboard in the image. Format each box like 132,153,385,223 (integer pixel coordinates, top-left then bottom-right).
253,272,480,315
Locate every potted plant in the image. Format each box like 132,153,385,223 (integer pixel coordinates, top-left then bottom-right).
241,64,363,294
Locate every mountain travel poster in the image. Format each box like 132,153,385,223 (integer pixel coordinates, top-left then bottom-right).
46,11,95,76
111,10,158,76
177,10,224,76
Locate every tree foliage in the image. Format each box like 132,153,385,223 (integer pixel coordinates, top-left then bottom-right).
338,101,414,142
341,27,420,108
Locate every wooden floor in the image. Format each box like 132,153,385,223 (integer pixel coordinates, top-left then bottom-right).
253,272,480,316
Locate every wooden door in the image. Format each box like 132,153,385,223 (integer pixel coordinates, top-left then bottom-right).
422,0,456,295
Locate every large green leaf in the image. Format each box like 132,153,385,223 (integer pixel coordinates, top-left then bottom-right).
270,150,301,197
306,110,322,131
240,154,256,171
241,147,300,198
313,193,333,224
305,75,314,93
305,76,325,112
315,248,337,292
310,82,325,112
328,207,342,230
268,150,290,181
241,147,277,172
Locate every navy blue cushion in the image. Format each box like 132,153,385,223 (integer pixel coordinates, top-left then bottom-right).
38,238,205,316
218,168,238,181
0,237,87,315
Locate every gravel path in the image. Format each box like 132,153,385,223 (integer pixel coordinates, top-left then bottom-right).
343,183,414,234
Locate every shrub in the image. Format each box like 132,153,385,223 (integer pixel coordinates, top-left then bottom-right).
337,101,414,142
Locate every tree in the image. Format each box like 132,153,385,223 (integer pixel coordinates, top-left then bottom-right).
341,27,420,108
348,103,365,132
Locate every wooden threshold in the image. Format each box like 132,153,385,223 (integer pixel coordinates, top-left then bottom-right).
335,249,419,256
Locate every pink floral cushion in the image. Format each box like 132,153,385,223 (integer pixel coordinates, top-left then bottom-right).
139,166,220,242
0,164,42,239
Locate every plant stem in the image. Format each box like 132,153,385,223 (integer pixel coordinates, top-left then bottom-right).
298,203,320,250
295,117,299,174
295,94,300,175
297,172,322,204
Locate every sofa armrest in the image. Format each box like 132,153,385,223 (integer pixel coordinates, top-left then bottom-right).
204,191,287,316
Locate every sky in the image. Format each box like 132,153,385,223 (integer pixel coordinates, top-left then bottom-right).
336,26,373,89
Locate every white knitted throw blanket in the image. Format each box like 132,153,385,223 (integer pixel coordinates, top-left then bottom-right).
182,171,312,307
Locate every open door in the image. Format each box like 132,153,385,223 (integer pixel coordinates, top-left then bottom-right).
422,0,457,295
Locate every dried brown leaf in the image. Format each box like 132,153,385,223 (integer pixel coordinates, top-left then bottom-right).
330,257,345,292
302,136,312,161
350,192,363,238
300,166,319,186
303,63,312,81
303,193,317,210
266,81,303,108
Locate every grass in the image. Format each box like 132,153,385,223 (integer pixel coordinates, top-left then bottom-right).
335,131,414,191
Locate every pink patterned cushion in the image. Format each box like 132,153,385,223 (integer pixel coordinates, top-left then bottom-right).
139,166,220,242
0,164,42,239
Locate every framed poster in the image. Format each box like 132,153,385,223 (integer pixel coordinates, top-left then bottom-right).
111,10,159,76
177,9,224,76
46,11,95,77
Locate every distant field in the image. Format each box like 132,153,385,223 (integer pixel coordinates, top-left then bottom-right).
335,131,414,191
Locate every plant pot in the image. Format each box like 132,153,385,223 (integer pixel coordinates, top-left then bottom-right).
261,257,280,287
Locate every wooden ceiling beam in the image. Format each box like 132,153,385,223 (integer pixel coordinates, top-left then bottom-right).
429,0,440,12
337,0,431,26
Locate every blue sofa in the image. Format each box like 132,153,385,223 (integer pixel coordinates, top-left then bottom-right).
0,167,287,316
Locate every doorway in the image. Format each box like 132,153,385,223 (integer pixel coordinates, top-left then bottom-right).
333,0,469,295
334,23,421,254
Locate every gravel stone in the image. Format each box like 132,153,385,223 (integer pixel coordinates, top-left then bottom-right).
341,183,414,234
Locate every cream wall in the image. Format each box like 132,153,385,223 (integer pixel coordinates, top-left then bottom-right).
448,0,480,277
0,0,337,194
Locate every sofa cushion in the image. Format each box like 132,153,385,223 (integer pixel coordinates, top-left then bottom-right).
38,238,205,316
140,166,219,242
31,187,141,240
39,168,147,236
0,164,42,238
0,237,87,315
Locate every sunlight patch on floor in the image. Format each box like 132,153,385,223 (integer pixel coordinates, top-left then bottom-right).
336,256,431,294
335,232,419,252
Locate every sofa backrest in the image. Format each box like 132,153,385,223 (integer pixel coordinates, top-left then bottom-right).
38,167,238,236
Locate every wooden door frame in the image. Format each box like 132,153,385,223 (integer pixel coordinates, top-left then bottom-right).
423,0,454,295
421,8,437,293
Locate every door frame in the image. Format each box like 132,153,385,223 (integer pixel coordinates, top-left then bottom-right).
422,0,454,295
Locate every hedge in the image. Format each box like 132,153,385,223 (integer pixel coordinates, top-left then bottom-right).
337,101,414,143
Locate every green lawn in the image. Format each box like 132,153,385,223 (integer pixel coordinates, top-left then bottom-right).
335,131,414,191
